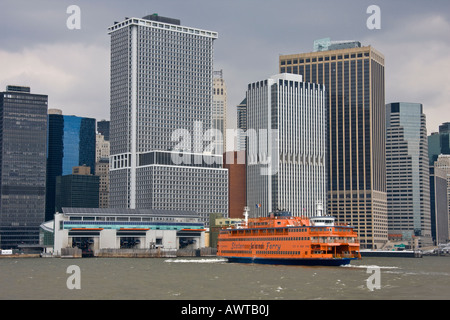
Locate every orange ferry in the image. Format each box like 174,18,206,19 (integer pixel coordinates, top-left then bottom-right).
217,207,361,266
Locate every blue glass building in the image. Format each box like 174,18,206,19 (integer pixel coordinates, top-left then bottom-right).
46,113,96,221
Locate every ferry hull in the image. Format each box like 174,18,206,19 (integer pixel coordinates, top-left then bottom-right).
225,256,356,266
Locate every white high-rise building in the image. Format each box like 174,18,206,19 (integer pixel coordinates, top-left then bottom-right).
246,73,327,217
107,14,228,225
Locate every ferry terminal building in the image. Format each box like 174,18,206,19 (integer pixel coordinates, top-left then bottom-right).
46,208,206,256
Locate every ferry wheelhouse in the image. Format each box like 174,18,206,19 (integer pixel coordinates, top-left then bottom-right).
217,206,361,266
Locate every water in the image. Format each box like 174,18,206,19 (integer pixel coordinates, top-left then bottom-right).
0,256,449,300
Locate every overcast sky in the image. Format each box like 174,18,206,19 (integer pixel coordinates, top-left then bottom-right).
1,0,449,135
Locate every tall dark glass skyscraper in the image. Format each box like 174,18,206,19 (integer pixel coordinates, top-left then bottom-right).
46,110,96,221
279,40,387,249
0,86,48,249
97,120,110,141
428,122,450,165
55,166,99,214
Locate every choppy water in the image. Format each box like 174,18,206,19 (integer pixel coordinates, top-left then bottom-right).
0,256,449,300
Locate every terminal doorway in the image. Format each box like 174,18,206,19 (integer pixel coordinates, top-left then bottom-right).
71,237,94,257
177,230,202,249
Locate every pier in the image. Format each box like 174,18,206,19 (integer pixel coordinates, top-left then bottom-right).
360,250,422,258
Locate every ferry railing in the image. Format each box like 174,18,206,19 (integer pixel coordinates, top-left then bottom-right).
311,238,360,244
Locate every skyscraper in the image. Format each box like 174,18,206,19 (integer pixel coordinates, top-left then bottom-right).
439,122,450,133
97,120,110,141
108,14,228,225
279,40,387,249
46,110,96,221
55,166,100,213
223,151,246,219
212,70,227,154
386,102,432,247
246,73,327,218
431,155,450,244
96,133,110,208
428,122,450,165
236,98,247,152
0,86,48,248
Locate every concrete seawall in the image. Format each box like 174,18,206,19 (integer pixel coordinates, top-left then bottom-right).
1,247,218,259
360,250,422,258
0,254,40,259
55,247,217,258
97,248,177,258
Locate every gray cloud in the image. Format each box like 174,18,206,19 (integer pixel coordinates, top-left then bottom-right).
0,0,449,133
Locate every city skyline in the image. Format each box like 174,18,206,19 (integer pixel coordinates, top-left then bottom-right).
0,0,449,138
2,3,450,305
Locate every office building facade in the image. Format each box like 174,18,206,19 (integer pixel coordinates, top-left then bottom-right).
279,41,387,249
96,159,110,208
96,133,110,208
108,14,228,225
0,86,48,248
428,122,450,165
246,73,327,218
386,102,432,247
430,166,449,245
97,120,110,141
46,111,96,221
432,155,450,244
236,98,247,152
212,70,227,154
96,133,110,162
55,166,100,213
223,151,246,219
